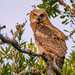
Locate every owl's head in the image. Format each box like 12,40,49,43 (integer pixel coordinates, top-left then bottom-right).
29,9,48,23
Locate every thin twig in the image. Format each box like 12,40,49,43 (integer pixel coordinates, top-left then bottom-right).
32,5,36,9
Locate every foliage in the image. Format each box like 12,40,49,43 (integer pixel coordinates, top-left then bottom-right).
37,0,61,18
63,50,75,75
0,24,48,75
70,0,75,8
0,0,75,75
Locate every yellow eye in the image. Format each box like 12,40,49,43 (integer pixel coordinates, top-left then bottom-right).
40,14,44,18
33,14,37,18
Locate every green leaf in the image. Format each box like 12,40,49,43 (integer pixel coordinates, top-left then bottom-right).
0,51,5,55
72,4,75,8
70,0,73,3
73,40,75,43
39,58,42,65
30,38,32,44
20,42,26,46
34,46,37,53
71,20,74,24
43,60,45,66
69,30,75,37
0,70,2,74
18,29,24,41
62,19,68,24
72,46,75,48
0,46,6,53
64,30,69,32
64,8,68,11
51,13,56,18
60,15,65,18
71,64,75,74
0,54,2,57
56,9,61,14
24,43,26,49
37,4,45,9
6,46,11,54
65,22,69,25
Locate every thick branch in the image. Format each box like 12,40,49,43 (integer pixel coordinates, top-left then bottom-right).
0,34,62,75
57,0,75,17
0,34,42,57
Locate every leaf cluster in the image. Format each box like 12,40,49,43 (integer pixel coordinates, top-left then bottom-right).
37,0,61,18
70,0,75,8
0,23,48,75
63,50,75,75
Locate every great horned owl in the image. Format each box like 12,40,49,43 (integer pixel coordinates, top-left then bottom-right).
29,9,68,69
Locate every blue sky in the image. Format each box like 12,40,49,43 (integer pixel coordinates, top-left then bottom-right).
0,0,74,58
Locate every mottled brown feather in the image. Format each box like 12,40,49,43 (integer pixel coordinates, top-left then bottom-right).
34,24,67,57
29,9,68,69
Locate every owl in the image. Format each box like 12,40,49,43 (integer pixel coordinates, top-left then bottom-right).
29,9,68,69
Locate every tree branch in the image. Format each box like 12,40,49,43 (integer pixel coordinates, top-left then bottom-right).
57,0,75,17
0,34,62,75
0,34,42,57
0,25,6,30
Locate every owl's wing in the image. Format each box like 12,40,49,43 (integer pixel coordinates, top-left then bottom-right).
45,24,68,41
34,24,68,58
34,23,68,69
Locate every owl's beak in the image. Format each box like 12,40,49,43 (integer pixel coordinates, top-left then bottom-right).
36,16,41,21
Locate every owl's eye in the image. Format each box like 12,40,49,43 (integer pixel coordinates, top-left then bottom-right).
40,14,45,18
33,14,37,18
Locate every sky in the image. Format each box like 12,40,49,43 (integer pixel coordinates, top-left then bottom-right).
0,0,75,58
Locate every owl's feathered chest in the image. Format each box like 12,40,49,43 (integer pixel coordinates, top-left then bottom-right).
30,19,51,32
34,23,57,39
30,23,37,31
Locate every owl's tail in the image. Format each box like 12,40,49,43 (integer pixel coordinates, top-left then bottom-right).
48,56,64,75
48,52,65,70
55,56,65,69
55,60,64,69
